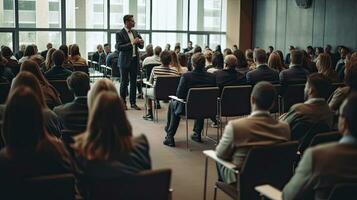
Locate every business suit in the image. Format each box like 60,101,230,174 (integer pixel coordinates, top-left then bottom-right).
216,111,290,184
283,136,357,200
45,65,72,81
279,65,309,85
53,97,88,134
165,68,216,137
280,98,334,140
215,68,246,91
116,28,144,105
246,64,279,84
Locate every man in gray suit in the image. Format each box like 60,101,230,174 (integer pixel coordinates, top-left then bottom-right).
116,14,144,110
283,94,357,200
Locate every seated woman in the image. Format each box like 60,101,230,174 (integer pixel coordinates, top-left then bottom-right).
0,86,74,180
69,44,87,66
1,72,64,138
20,60,62,109
316,53,340,83
72,79,151,179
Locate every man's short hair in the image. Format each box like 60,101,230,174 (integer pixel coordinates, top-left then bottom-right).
307,73,331,99
52,50,65,66
104,43,109,48
253,48,267,63
160,50,172,66
47,43,53,49
251,81,276,110
290,50,303,65
67,71,90,97
224,55,237,69
123,14,134,23
154,46,162,56
191,53,206,70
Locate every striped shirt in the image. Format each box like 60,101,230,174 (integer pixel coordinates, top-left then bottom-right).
149,65,180,84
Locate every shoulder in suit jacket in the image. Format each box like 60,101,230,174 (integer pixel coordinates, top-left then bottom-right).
116,28,144,68
215,68,246,89
279,65,309,85
246,65,279,84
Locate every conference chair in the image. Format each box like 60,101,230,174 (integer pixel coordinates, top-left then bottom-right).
0,82,10,104
203,141,298,200
144,76,181,122
309,131,341,147
280,84,305,113
170,87,220,149
49,80,74,103
142,63,161,81
86,169,172,200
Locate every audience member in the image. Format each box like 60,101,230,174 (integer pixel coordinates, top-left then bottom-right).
143,51,180,121
183,41,193,53
193,46,202,54
283,94,357,200
279,50,309,84
174,43,181,54
15,44,26,60
165,44,171,51
285,45,295,65
170,50,187,74
245,49,255,69
204,50,213,70
45,50,72,80
29,54,45,68
0,62,11,83
223,48,233,57
178,53,189,72
316,53,340,83
0,50,15,82
215,54,246,90
140,44,154,62
207,51,224,73
69,44,87,66
215,45,222,54
104,43,111,55
306,45,315,60
216,81,290,184
54,71,90,133
233,49,249,74
267,45,274,58
335,46,349,81
59,44,74,70
87,79,117,109
106,50,120,79
163,53,216,147
232,44,238,51
40,43,53,59
302,50,317,73
1,46,19,75
280,73,334,140
268,52,285,72
246,48,279,84
274,50,285,67
19,45,36,64
313,47,324,62
92,44,106,65
0,86,74,181
41,48,56,72
72,87,151,178
20,60,62,109
142,46,161,67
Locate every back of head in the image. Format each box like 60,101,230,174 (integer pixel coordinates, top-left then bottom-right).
1,46,13,59
268,52,284,71
306,73,331,99
224,55,237,69
59,44,69,58
290,50,303,65
45,48,56,68
194,46,202,54
30,54,45,66
24,45,36,57
251,81,276,110
340,94,357,138
170,51,179,67
212,51,224,69
316,53,332,73
3,86,44,149
253,48,267,64
88,79,118,109
47,43,53,50
11,71,46,108
345,62,357,90
154,46,162,56
84,91,133,160
223,48,233,56
70,44,80,57
245,49,253,60
160,50,172,66
52,50,65,66
178,53,188,67
20,60,48,86
67,71,90,97
233,49,247,68
191,52,206,70
146,44,154,55
204,50,213,63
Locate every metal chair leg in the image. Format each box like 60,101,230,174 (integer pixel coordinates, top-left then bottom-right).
205,118,209,138
213,186,218,200
203,157,208,200
186,117,189,150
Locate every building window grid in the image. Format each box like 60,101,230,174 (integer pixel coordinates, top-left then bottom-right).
1,0,226,53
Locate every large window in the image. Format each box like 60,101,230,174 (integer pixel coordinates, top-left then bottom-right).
0,0,227,56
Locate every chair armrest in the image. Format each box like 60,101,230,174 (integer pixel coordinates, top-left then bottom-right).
169,95,186,104
255,184,282,200
203,150,238,173
143,80,153,87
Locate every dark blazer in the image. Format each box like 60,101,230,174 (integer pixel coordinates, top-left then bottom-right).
279,65,309,85
53,97,89,133
115,28,144,68
75,134,151,179
45,65,72,80
92,52,106,65
246,64,279,84
215,68,246,90
174,68,216,115
283,141,357,200
41,50,48,59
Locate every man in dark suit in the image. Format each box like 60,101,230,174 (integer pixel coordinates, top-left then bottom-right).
279,50,309,85
163,53,216,147
40,43,53,59
246,48,279,84
280,73,334,140
283,94,357,200
92,44,106,65
45,50,72,80
215,54,246,90
116,14,144,110
53,71,90,133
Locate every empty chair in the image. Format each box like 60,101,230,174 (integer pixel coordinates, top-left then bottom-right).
86,169,172,200
49,80,75,103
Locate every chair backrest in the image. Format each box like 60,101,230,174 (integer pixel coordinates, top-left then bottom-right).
143,64,161,80
296,121,331,153
220,85,252,117
186,87,219,119
328,183,357,200
240,141,298,200
0,82,10,104
49,80,74,103
154,76,181,100
1,174,75,199
73,65,89,74
281,84,305,112
310,131,342,147
328,82,345,99
87,169,172,200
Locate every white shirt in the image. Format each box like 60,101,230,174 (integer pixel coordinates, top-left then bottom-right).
124,27,135,57
142,55,161,66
